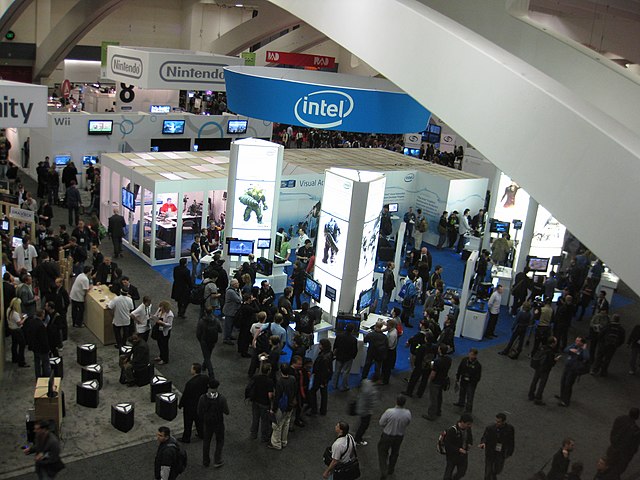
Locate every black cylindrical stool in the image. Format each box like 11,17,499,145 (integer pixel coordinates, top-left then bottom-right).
49,357,64,378
150,375,172,402
81,364,103,389
76,380,100,408
77,344,97,366
111,403,135,432
155,393,178,421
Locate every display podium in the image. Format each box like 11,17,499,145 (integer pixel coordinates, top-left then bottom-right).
34,377,63,432
155,393,178,421
150,375,172,402
49,357,64,378
111,403,135,432
85,286,117,345
81,364,104,389
77,343,97,366
77,380,100,408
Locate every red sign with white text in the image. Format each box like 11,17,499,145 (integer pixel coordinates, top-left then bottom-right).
265,51,336,69
61,79,71,99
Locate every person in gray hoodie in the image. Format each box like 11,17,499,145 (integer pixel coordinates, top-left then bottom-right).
353,378,379,445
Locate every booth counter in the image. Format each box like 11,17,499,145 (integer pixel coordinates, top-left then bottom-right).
491,265,513,306
85,286,117,345
461,300,488,341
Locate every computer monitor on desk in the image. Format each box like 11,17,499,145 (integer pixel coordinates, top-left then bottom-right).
335,315,361,333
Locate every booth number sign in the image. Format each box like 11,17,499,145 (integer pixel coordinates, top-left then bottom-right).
120,84,135,103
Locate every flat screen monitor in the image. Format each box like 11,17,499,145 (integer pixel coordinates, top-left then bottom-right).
82,155,99,166
552,291,562,302
357,287,374,312
193,144,199,152
551,255,563,266
227,119,248,134
121,188,135,212
228,239,254,256
162,120,185,134
54,155,71,166
257,238,271,249
512,219,523,230
12,236,22,248
0,219,9,232
325,285,336,302
490,219,510,234
403,147,421,157
88,120,113,135
527,256,550,272
388,203,398,213
304,276,322,302
274,232,284,255
150,105,171,114
150,146,159,152
335,315,361,333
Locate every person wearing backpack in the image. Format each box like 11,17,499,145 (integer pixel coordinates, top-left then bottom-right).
268,363,297,450
591,314,626,377
196,307,222,379
154,426,179,480
442,413,474,480
528,336,561,406
402,320,436,398
197,378,229,468
557,336,590,407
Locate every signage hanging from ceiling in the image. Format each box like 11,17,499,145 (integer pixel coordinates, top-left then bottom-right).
0,80,48,128
265,51,336,69
106,46,244,91
224,66,430,133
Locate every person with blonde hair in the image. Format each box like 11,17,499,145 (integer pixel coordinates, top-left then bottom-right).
7,297,28,367
153,300,174,365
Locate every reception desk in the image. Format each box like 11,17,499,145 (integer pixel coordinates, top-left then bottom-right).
85,286,117,345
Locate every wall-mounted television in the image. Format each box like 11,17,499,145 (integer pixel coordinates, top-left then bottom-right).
527,256,550,272
490,219,510,234
257,238,271,249
150,105,171,114
388,203,398,213
82,155,99,166
325,285,337,302
304,276,322,302
227,119,248,134
54,155,71,167
228,239,254,256
162,120,185,135
357,287,374,312
88,120,113,135
121,188,135,212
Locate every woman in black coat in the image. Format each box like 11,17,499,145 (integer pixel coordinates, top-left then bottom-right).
171,258,192,318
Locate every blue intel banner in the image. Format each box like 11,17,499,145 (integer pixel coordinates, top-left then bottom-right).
224,66,430,134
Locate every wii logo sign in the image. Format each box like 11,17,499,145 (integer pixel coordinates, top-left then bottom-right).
313,57,330,67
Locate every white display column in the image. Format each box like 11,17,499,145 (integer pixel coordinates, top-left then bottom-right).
225,138,283,266
513,197,539,276
314,168,386,318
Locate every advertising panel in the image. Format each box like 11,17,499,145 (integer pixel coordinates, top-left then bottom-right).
316,211,349,279
0,80,48,128
321,170,353,222
266,51,336,69
529,205,566,260
359,216,381,273
225,66,430,134
232,180,275,230
493,173,530,227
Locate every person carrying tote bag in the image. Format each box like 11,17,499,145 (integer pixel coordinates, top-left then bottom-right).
323,421,361,480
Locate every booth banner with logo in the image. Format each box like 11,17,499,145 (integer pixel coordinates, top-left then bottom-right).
106,46,244,91
224,66,430,134
0,80,47,128
403,133,422,149
265,51,336,69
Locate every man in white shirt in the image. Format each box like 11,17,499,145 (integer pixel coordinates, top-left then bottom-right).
13,237,38,273
456,209,471,253
378,395,412,478
130,295,153,342
69,265,92,327
485,285,503,339
108,289,134,349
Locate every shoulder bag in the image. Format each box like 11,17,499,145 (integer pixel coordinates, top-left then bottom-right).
333,435,361,480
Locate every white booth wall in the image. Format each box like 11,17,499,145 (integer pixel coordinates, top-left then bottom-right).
23,112,273,187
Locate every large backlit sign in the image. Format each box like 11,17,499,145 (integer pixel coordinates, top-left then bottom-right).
225,66,430,134
0,80,47,128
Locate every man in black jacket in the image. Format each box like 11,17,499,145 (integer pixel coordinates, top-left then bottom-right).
529,336,560,405
154,426,179,480
179,363,210,443
454,348,482,413
479,413,515,480
333,323,358,391
424,343,452,421
362,321,388,382
122,334,149,385
443,413,474,480
93,257,119,286
108,208,126,258
380,262,396,315
171,258,192,318
197,379,229,468
402,320,436,398
592,314,626,377
26,309,51,379
33,252,60,305
547,437,575,480
308,338,333,415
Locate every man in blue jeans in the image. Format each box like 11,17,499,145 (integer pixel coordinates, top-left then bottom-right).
333,323,358,391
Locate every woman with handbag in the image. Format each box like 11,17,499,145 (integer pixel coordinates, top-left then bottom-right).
153,301,174,365
323,421,360,480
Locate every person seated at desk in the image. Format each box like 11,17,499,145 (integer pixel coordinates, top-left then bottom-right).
110,276,141,307
120,333,150,386
93,257,119,285
159,197,177,215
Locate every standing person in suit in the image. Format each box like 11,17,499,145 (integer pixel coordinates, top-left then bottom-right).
65,180,81,226
108,208,126,258
179,363,210,443
478,413,515,480
171,258,192,318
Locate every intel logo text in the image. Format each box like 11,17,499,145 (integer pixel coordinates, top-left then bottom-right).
294,90,354,129
111,55,143,79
